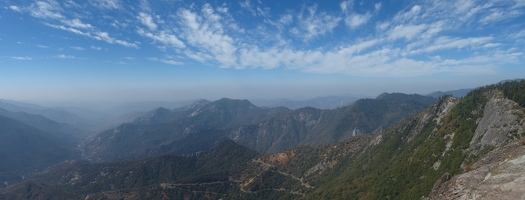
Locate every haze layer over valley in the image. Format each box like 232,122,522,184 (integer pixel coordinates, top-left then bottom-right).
1,78,525,199
1,0,525,199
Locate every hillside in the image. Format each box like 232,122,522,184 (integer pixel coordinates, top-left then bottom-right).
0,115,80,188
232,93,436,153
254,95,360,110
83,94,435,161
0,140,258,200
1,80,524,199
239,80,525,199
0,100,92,133
82,98,280,161
427,88,472,98
0,108,82,144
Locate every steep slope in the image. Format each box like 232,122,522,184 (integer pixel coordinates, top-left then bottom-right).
427,88,472,98
132,99,210,125
259,95,359,110
0,115,80,188
304,81,525,199
425,81,525,199
2,81,524,199
231,93,436,153
237,80,525,199
85,94,435,161
0,108,82,144
0,100,92,132
0,140,258,200
83,98,279,161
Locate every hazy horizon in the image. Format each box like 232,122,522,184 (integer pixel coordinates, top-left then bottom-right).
1,0,524,102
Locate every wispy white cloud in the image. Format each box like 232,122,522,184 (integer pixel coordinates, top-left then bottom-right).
278,14,293,25
7,0,524,77
71,46,85,50
137,12,157,31
148,57,183,65
391,5,421,25
62,19,93,29
28,0,63,19
257,6,270,18
388,24,427,40
409,36,493,54
37,44,50,49
483,43,500,48
9,5,22,12
55,54,74,59
11,56,33,60
43,23,87,36
90,31,139,48
345,13,371,29
90,46,102,51
115,40,139,48
509,30,525,40
293,5,342,40
177,4,238,67
20,1,137,49
480,9,522,24
374,3,382,11
89,0,121,10
340,0,354,14
144,2,521,76
340,0,373,29
240,0,257,16
137,29,185,48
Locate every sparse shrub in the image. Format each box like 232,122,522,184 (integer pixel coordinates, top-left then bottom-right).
464,165,473,172
521,139,525,146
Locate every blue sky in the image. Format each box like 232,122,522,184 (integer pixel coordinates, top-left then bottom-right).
1,0,524,101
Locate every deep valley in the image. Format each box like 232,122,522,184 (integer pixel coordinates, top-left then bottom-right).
1,80,525,199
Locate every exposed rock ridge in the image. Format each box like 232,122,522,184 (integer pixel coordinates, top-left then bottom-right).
426,90,525,200
426,140,525,200
469,90,525,153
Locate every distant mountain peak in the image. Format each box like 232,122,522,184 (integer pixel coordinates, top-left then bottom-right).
189,99,211,107
212,98,258,109
153,106,170,112
375,92,425,100
427,88,472,98
498,78,524,84
133,107,174,124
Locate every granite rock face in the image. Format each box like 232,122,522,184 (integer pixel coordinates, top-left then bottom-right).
427,140,525,200
426,91,525,200
469,91,525,153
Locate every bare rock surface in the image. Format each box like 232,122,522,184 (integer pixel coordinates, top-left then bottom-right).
427,91,525,200
470,91,525,153
427,140,525,200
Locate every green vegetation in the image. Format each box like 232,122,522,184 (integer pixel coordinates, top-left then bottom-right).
306,87,492,199
3,80,525,199
498,80,525,108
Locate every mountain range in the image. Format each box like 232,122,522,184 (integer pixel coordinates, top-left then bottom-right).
82,93,436,161
252,95,361,110
0,114,80,187
0,90,434,189
1,80,525,199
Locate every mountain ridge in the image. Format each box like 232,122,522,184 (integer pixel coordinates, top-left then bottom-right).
83,92,436,161
0,115,80,188
1,80,525,199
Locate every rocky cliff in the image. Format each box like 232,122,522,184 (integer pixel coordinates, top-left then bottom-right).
2,81,524,199
426,90,525,199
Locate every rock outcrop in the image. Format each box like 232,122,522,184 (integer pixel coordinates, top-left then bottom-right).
427,140,525,200
426,90,525,200
469,91,525,153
